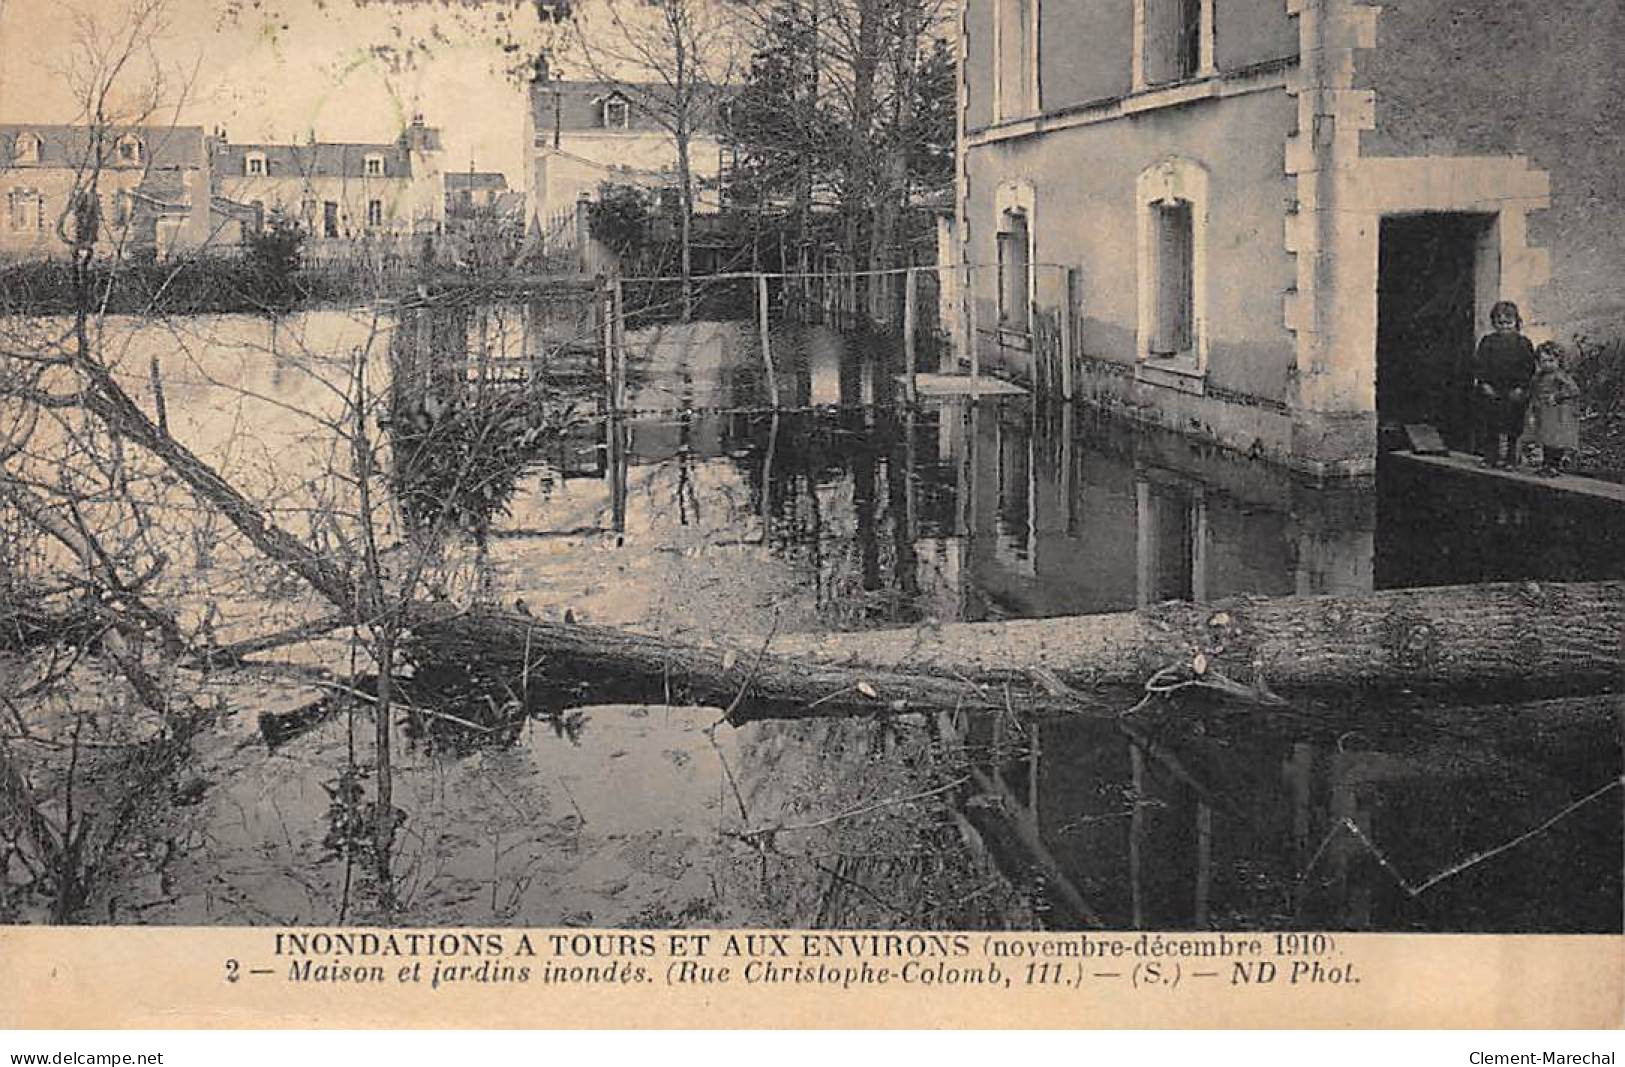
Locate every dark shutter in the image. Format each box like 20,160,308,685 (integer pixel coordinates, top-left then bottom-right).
1153,201,1193,357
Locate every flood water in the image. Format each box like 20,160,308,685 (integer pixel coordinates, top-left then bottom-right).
7,309,1621,932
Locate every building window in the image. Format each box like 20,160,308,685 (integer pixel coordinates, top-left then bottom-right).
323,201,339,238
246,152,267,176
115,134,143,166
996,211,1031,332
994,0,1037,121
1149,202,1193,357
300,197,317,229
6,188,42,231
250,199,265,232
367,199,383,227
1136,158,1208,370
12,131,41,165
365,154,385,177
1136,0,1213,90
602,98,630,128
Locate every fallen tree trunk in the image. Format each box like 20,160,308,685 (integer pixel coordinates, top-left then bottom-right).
405,608,1093,720
404,580,1624,720
772,580,1625,694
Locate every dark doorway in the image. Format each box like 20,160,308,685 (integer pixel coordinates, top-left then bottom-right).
1376,214,1490,450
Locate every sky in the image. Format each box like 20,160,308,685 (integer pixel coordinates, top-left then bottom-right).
0,0,555,185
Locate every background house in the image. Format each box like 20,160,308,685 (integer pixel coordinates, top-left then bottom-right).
524,66,726,236
957,0,1625,476
445,170,513,219
0,124,212,261
212,116,445,257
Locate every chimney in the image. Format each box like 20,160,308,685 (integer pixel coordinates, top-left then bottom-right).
402,115,442,155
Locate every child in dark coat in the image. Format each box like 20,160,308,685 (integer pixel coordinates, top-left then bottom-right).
1529,341,1580,476
1472,300,1536,468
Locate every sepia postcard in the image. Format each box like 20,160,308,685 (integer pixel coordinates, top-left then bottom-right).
0,0,1620,1030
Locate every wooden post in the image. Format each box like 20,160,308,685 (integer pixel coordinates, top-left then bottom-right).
903,266,918,403
762,410,779,538
608,417,627,534
1061,267,1077,401
612,277,627,413
601,280,615,412
966,263,980,381
757,272,780,408
575,195,592,275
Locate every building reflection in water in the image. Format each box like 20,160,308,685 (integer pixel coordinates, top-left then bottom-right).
943,697,1621,932
473,313,1620,932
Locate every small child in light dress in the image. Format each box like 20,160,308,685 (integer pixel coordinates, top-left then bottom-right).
1528,341,1580,476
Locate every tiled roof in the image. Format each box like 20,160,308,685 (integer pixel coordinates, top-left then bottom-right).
446,171,508,191
217,142,414,180
528,79,728,135
0,124,206,170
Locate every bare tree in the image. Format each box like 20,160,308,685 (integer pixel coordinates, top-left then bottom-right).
1,0,581,920
567,0,740,318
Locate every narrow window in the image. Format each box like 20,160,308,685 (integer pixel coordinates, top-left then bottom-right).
995,0,1035,120
1150,200,1194,358
367,199,383,227
1142,0,1204,86
116,135,143,165
9,189,44,232
323,201,339,238
603,98,629,128
246,152,266,176
365,155,385,177
996,211,1031,332
1178,0,1201,80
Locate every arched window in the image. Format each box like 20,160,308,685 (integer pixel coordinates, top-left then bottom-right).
994,180,1037,334
1136,157,1208,370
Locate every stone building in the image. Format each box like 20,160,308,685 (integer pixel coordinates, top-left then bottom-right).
956,0,1625,475
524,65,726,233
212,116,445,255
0,124,212,261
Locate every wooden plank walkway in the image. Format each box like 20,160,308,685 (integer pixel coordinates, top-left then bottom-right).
1388,449,1625,505
902,373,1029,397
